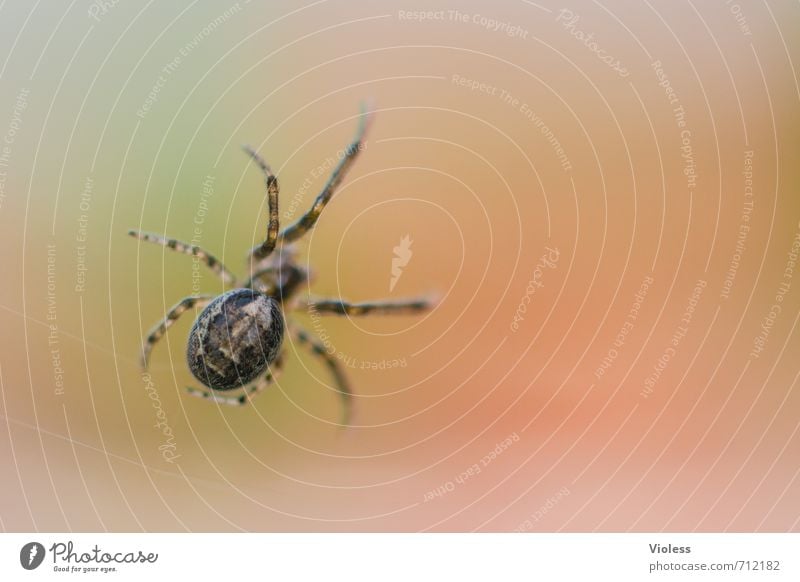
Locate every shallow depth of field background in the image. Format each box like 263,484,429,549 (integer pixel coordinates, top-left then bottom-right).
0,0,798,532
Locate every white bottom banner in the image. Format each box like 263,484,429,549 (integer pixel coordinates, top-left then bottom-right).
1,533,797,581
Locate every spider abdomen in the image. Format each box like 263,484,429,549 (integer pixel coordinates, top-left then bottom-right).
187,289,284,391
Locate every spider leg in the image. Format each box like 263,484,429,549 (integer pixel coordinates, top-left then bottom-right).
129,230,237,286
299,296,434,316
291,324,353,426
242,145,280,262
140,294,215,370
279,103,373,244
242,265,278,293
186,356,284,406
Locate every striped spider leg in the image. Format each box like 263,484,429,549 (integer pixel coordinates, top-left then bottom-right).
139,294,215,370
277,102,373,245
290,324,353,426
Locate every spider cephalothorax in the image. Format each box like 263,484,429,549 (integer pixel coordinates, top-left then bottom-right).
130,104,432,424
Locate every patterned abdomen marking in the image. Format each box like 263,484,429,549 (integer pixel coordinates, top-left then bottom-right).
187,289,284,391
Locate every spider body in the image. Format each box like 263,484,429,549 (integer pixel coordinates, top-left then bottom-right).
186,289,284,391
130,105,432,424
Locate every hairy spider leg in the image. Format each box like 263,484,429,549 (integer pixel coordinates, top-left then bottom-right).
186,355,284,406
243,145,280,262
290,324,353,426
140,294,215,370
278,103,373,244
300,296,434,316
129,230,237,285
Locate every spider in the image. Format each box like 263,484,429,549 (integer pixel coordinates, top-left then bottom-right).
129,104,432,425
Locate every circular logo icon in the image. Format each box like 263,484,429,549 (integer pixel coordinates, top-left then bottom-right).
20,542,45,570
